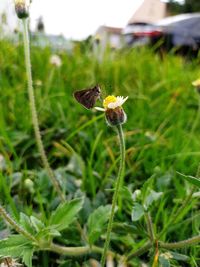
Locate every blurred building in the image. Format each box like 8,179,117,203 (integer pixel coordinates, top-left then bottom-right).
31,32,73,51
94,0,169,48
94,26,123,49
128,0,168,24
123,0,169,46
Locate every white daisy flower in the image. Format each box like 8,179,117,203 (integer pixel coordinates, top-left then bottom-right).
50,55,62,67
106,96,128,109
95,95,128,126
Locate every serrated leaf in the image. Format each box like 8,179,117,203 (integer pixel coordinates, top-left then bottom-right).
177,172,200,188
144,190,163,209
131,203,144,221
30,216,45,232
22,247,34,267
49,198,84,231
0,235,29,258
19,213,35,235
87,205,111,245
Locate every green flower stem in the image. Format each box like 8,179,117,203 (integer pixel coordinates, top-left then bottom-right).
145,212,155,243
101,124,125,266
0,204,37,243
22,19,65,202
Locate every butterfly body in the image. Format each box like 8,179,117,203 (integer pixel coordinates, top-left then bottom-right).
73,85,101,109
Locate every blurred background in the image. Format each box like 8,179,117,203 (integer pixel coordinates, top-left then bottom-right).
1,0,200,53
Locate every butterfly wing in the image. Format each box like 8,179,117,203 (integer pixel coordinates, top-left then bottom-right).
74,86,101,109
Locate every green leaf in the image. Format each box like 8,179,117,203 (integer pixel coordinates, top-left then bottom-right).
22,247,34,267
19,213,35,235
159,255,170,267
177,172,200,188
87,205,111,245
49,198,84,231
30,216,45,232
0,235,29,258
144,189,163,209
35,226,61,239
170,251,189,261
131,203,144,221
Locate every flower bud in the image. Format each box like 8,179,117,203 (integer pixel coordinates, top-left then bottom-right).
105,107,127,126
24,178,35,193
14,0,29,19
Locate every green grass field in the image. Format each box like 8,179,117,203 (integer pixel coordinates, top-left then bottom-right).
0,38,200,266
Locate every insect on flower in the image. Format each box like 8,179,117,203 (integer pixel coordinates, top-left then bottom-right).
73,85,101,109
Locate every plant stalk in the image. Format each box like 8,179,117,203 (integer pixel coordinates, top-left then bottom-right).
101,124,125,266
127,234,200,261
0,204,37,243
145,212,155,242
48,242,122,260
159,235,200,249
22,18,65,202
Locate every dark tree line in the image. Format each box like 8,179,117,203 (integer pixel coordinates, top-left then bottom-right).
167,0,200,14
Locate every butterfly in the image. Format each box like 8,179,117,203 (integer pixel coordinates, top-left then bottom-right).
73,85,101,109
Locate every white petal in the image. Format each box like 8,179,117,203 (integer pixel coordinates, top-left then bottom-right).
117,96,128,105
95,107,105,112
107,96,128,109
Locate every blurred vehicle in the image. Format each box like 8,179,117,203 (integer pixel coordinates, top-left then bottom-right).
124,13,200,55
123,22,161,46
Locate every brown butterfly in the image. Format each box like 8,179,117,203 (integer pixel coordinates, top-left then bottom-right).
73,85,101,109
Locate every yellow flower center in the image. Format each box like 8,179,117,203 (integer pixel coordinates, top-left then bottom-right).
103,95,117,109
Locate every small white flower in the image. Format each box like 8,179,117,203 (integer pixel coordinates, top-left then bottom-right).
94,95,128,126
50,55,62,67
95,95,128,112
107,96,128,109
14,0,30,19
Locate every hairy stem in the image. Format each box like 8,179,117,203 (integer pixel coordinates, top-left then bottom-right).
101,124,125,266
48,242,123,261
127,234,200,261
22,18,65,202
145,212,155,242
159,235,200,249
0,204,37,243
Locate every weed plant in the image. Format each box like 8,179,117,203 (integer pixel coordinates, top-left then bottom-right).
0,6,200,266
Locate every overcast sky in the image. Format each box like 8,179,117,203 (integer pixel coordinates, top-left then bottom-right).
1,0,143,39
